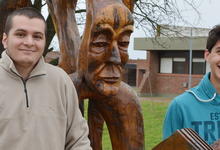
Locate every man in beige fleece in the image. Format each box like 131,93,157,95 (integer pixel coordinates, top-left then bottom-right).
0,7,92,150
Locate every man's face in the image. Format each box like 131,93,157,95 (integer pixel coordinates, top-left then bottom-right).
85,4,133,97
205,40,220,83
2,15,46,69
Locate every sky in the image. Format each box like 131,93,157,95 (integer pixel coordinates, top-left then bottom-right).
129,0,220,59
183,0,220,28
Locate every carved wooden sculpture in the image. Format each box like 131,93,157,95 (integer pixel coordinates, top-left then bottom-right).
47,0,144,149
74,0,145,149
122,0,134,12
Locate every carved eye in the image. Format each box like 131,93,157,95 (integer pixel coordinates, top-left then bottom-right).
118,31,131,52
90,41,110,54
90,32,112,54
118,38,130,52
92,42,109,48
118,41,129,48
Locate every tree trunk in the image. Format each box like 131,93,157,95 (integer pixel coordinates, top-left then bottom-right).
44,14,56,56
33,0,42,10
46,0,80,74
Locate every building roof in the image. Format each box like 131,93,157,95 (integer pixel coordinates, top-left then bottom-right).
134,36,207,51
156,24,210,37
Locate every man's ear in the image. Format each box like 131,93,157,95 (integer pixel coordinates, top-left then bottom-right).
204,49,210,61
2,33,8,49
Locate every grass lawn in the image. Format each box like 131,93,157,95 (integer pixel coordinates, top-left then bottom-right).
84,97,171,150
142,99,170,149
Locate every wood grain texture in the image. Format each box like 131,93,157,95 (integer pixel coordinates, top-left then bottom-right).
74,0,144,149
46,0,80,74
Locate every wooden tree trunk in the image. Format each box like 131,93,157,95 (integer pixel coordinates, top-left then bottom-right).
122,0,134,12
88,100,104,150
0,0,31,53
44,14,56,56
46,0,80,74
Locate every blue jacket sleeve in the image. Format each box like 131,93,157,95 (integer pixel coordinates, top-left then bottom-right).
163,99,183,140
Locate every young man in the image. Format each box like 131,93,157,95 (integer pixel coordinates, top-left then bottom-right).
0,7,92,150
163,25,220,145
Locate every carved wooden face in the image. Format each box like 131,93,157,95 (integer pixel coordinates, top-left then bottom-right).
85,4,133,97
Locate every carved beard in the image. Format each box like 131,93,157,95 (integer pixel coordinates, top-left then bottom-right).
94,79,120,97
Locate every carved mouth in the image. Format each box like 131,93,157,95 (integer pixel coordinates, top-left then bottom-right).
102,77,120,83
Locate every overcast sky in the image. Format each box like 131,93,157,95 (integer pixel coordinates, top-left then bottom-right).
129,0,220,59
187,0,220,28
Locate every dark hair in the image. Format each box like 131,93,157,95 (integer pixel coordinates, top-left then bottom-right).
206,25,220,52
4,7,47,35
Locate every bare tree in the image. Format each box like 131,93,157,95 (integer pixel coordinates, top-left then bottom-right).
74,0,201,36
133,0,202,37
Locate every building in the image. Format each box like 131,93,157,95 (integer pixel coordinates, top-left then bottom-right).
123,59,148,87
132,25,211,96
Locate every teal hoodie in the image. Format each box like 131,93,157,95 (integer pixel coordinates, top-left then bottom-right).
163,72,220,145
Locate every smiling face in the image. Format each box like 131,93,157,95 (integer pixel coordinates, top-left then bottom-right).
2,15,46,71
85,4,133,97
205,40,220,84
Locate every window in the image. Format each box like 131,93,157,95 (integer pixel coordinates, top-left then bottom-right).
160,57,188,74
192,58,206,74
159,51,206,75
160,58,172,73
173,58,187,74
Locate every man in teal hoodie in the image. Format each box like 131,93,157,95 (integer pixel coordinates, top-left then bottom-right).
163,25,220,145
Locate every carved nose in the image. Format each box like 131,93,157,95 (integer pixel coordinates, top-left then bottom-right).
108,43,121,64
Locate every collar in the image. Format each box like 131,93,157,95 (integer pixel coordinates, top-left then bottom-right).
187,72,220,104
0,50,46,79
199,72,216,98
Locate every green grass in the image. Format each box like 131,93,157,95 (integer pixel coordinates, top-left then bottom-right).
142,100,169,149
84,98,170,150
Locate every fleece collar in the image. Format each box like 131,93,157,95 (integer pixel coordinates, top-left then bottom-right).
0,50,46,79
187,72,220,105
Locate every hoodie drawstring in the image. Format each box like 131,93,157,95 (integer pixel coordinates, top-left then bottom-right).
186,90,216,103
